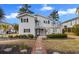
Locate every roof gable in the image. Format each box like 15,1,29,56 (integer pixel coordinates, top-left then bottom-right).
62,17,79,24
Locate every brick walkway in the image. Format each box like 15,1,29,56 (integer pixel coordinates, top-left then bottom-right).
32,36,46,54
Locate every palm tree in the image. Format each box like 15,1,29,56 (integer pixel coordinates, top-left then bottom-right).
0,7,5,22
19,4,34,14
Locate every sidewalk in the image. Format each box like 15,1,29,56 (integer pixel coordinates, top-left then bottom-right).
32,36,46,54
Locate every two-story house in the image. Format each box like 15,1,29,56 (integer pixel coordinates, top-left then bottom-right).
17,13,62,36
62,17,79,32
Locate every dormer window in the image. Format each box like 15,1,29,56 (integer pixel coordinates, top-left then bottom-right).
21,18,29,23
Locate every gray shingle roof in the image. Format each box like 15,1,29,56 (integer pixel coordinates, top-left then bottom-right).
62,17,79,24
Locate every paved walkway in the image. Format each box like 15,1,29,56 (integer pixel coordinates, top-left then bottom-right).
32,36,46,54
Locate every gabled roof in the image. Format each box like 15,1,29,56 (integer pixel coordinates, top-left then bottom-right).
35,14,50,19
17,12,51,20
16,13,35,18
62,17,79,24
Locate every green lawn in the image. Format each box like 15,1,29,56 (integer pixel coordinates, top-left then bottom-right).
0,39,35,47
0,34,20,37
43,39,79,53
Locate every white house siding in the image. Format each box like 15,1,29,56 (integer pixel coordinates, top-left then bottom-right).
19,15,36,36
18,13,63,36
35,15,62,34
62,18,79,29
35,15,52,28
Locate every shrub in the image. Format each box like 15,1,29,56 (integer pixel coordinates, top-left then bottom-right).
19,35,28,39
14,35,28,39
14,35,20,38
47,34,67,39
27,34,34,38
8,35,14,38
8,34,33,39
72,24,79,36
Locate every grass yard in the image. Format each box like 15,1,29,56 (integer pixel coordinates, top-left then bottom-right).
43,39,79,53
0,39,35,47
0,34,20,38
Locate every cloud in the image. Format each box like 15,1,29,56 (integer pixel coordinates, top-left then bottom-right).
18,6,22,8
58,8,76,15
5,13,18,19
40,4,53,11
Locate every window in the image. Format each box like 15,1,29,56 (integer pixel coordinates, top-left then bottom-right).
24,29,30,32
48,20,50,24
27,18,28,22
21,18,29,23
64,25,67,28
44,20,50,24
44,20,45,23
21,18,23,22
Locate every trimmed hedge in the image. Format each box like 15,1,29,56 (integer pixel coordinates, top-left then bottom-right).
8,35,14,38
8,34,34,39
47,34,67,39
27,34,34,38
19,35,28,39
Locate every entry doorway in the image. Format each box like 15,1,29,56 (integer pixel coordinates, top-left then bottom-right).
35,29,46,36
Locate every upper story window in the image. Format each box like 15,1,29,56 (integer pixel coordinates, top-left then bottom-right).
21,18,29,23
48,20,50,24
44,20,45,23
21,18,23,22
44,20,50,24
27,18,28,22
64,25,67,28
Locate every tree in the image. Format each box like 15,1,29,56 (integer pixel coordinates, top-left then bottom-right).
13,24,19,31
19,7,26,13
0,24,8,31
50,10,59,34
2,24,8,31
72,24,79,36
0,8,5,21
50,10,59,21
19,4,34,14
76,7,79,16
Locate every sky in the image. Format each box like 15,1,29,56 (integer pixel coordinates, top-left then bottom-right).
0,4,79,24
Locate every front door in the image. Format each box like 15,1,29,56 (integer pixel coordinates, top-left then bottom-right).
35,29,46,36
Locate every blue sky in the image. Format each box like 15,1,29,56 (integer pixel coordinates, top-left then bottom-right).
0,4,79,24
